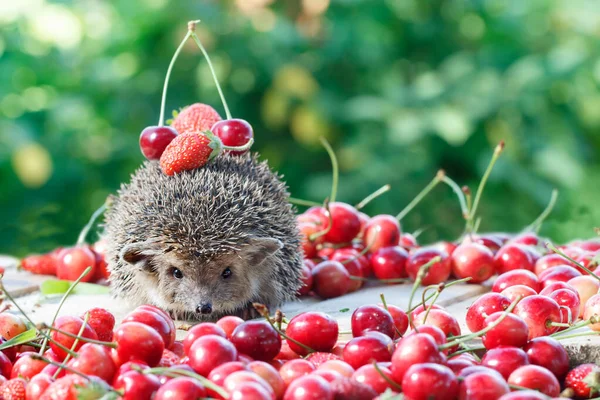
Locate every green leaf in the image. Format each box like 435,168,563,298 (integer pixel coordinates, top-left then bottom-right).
0,328,37,350
41,280,110,296
339,308,350,313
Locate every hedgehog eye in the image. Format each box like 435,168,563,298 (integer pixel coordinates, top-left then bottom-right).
221,268,232,279
193,250,201,257
171,268,184,279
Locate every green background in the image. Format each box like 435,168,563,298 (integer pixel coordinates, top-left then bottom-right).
1,0,599,256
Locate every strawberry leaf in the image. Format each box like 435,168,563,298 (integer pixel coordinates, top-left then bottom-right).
0,328,37,350
41,280,110,295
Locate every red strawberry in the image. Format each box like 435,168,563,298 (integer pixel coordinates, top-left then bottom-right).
305,352,341,367
158,349,181,368
565,363,600,398
171,103,222,134
82,308,115,342
331,377,377,400
20,254,57,275
159,132,217,175
0,378,27,400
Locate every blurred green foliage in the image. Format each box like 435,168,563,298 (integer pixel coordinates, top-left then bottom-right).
1,0,599,257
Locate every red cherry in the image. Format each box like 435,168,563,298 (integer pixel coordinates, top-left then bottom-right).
412,309,461,339
446,356,477,375
56,246,97,282
322,203,362,244
523,337,569,380
223,370,275,397
230,321,281,362
317,359,354,377
549,288,580,324
352,364,394,394
404,324,447,347
211,119,253,156
139,126,178,160
247,361,286,400
409,304,444,322
535,254,576,276
298,223,320,259
401,363,458,400
507,365,560,397
513,295,561,339
399,233,419,250
492,269,540,293
285,312,338,356
481,312,529,349
511,232,539,246
216,316,245,340
494,244,539,274
462,235,503,253
451,243,495,283
584,294,600,331
498,390,553,400
406,248,451,285
25,374,53,399
154,376,207,400
50,315,98,361
459,369,510,400
114,322,165,367
66,343,116,383
390,333,446,384
465,293,511,333
342,332,393,369
311,261,350,299
279,359,316,387
569,276,600,316
481,346,529,380
113,370,161,400
500,285,537,303
351,305,395,338
206,361,247,396
539,265,581,288
283,375,333,400
229,381,274,400
187,334,237,377
329,252,363,292
0,353,10,380
10,352,47,380
370,246,408,281
297,264,313,296
123,308,176,350
378,304,408,337
183,323,226,355
363,215,401,253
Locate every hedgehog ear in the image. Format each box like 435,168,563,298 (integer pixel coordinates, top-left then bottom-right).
241,237,283,267
120,242,163,274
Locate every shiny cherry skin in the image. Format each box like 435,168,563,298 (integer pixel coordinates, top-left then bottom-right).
329,252,363,292
549,288,580,324
229,381,274,400
66,343,116,383
401,363,458,400
139,126,178,160
317,203,362,244
285,312,339,356
154,376,207,400
123,308,175,350
50,315,98,361
115,322,164,367
56,246,97,282
538,281,577,296
523,337,569,380
206,361,247,397
535,254,576,276
507,365,560,397
404,324,447,347
187,334,237,377
113,370,161,400
248,361,286,399
283,375,333,400
481,346,529,380
231,321,281,362
492,269,540,293
390,333,446,384
569,276,600,316
511,232,539,246
500,285,537,303
25,374,54,399
183,323,226,355
351,305,395,338
352,364,394,394
222,370,274,396
298,263,313,296
10,352,47,380
494,244,539,274
459,369,510,400
406,247,451,285
409,304,443,322
216,316,244,340
497,390,549,400
465,293,511,333
311,261,350,299
342,332,393,369
399,233,418,250
378,304,409,337
539,265,582,288
412,309,461,339
513,295,561,339
584,294,600,331
363,215,401,253
211,119,253,155
370,246,408,281
452,243,495,283
279,359,316,387
316,359,355,377
481,312,529,349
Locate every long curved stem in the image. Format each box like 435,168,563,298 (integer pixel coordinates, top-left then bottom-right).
356,184,391,210
396,170,444,221
189,29,232,120
320,137,339,204
523,189,559,233
441,175,469,219
76,202,108,246
547,242,600,282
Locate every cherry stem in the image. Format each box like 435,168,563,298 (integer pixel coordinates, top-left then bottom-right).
76,201,108,246
406,277,471,313
523,189,559,234
467,141,504,232
288,197,322,207
320,137,339,204
349,276,409,284
355,184,391,210
447,345,486,358
550,316,599,337
441,175,469,219
341,226,379,266
31,354,89,381
39,266,92,355
396,170,444,221
411,226,429,240
221,137,254,152
546,242,600,283
141,366,229,399
309,199,332,241
189,27,232,120
54,312,89,379
553,331,600,341
421,282,446,324
440,295,520,350
373,361,402,391
252,303,316,354
380,293,403,338
39,323,116,348
158,23,195,126
472,217,482,234
508,383,533,391
407,256,442,329
549,322,570,328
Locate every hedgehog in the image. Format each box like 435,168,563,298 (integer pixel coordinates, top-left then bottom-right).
101,153,304,321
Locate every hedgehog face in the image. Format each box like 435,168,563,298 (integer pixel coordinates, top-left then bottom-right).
120,236,282,318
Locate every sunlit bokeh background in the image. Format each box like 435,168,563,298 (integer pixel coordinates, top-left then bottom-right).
1,0,599,256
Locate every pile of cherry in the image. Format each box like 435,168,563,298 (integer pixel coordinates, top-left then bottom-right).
0,248,599,400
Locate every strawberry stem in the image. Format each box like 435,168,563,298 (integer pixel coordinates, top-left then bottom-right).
396,170,445,222
320,137,339,204
523,189,559,234
189,27,232,120
76,201,108,246
158,23,195,127
355,184,391,210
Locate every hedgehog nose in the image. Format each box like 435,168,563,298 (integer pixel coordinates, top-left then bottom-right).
197,303,212,315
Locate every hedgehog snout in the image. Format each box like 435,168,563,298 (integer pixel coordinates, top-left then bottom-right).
196,303,213,315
